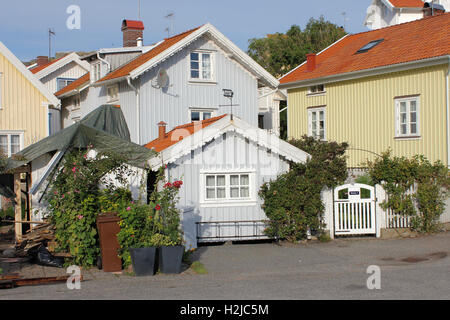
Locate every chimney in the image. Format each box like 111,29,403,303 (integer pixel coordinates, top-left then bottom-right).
306,53,316,72
121,19,145,47
36,56,49,67
158,121,167,140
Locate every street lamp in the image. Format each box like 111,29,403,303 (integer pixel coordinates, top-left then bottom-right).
223,89,234,120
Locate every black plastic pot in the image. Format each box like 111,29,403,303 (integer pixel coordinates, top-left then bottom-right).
129,247,157,276
159,245,184,274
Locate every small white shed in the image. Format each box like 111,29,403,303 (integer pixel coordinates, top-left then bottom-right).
145,114,310,249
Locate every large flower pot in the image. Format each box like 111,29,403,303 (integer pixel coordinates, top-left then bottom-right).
129,247,157,276
159,245,184,274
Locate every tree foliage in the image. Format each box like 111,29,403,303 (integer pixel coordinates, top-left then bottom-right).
259,136,348,241
248,16,347,77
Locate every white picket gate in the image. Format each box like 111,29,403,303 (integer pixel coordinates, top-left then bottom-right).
334,183,377,236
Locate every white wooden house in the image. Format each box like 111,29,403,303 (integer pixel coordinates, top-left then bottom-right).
56,21,280,145
144,114,309,248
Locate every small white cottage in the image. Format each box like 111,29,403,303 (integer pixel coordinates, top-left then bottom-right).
145,114,310,248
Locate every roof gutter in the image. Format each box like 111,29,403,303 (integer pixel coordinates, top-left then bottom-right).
127,76,141,145
280,55,450,89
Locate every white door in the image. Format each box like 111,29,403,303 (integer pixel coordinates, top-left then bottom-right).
334,183,376,236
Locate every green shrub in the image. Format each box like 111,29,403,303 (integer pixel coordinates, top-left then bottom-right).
366,150,450,233
259,135,348,242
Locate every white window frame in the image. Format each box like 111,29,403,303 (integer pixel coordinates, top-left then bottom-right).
91,62,101,82
199,170,257,207
307,84,326,95
107,84,119,103
189,107,217,122
308,107,326,141
56,78,76,91
395,96,420,138
0,72,3,110
189,50,215,83
0,131,24,157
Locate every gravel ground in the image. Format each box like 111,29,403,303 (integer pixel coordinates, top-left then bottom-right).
0,231,449,300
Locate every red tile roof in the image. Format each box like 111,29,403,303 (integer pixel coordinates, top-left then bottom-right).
279,13,450,85
389,0,424,8
96,26,201,84
144,114,227,152
54,73,90,97
29,55,67,74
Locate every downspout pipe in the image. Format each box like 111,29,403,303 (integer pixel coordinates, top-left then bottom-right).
127,76,141,145
446,56,450,168
97,52,110,73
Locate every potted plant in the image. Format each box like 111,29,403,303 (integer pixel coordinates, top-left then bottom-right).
117,204,158,276
153,180,185,274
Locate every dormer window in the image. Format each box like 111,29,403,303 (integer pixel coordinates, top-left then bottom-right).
190,51,213,81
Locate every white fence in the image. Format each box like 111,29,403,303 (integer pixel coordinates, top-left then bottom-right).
322,184,450,238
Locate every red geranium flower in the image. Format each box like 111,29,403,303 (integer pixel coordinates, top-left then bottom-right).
155,204,161,211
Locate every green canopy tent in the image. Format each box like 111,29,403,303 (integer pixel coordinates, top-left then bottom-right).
1,105,156,200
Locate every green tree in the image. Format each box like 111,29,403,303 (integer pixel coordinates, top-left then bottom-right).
248,16,347,78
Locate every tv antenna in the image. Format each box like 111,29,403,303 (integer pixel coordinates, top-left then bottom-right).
152,69,170,89
165,11,175,37
138,0,141,20
48,28,55,59
341,12,349,30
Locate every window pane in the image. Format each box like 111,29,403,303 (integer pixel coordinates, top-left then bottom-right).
217,175,225,186
317,84,324,92
190,52,199,61
0,135,7,155
240,175,249,186
319,111,324,121
240,187,249,198
191,112,200,121
400,102,406,113
401,113,407,124
410,112,416,123
319,129,325,140
230,175,239,186
401,124,407,135
410,100,416,112
206,176,215,187
203,112,211,120
311,112,316,122
190,61,199,70
230,187,239,198
191,70,199,79
217,188,226,198
206,188,216,199
411,123,417,134
11,135,21,154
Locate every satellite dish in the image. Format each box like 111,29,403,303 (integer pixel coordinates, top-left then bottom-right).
153,69,169,89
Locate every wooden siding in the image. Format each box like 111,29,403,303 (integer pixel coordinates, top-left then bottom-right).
287,64,448,167
40,61,87,94
0,52,50,148
167,130,289,242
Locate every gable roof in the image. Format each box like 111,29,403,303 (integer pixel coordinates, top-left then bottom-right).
0,41,60,107
54,72,90,98
145,114,227,152
94,23,279,88
30,52,90,79
388,0,424,8
279,13,450,87
145,114,310,170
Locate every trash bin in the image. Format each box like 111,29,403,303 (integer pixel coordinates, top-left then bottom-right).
96,212,122,272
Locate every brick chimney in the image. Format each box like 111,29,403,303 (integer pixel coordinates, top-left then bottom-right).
306,53,316,72
121,20,144,47
36,56,49,67
158,121,167,140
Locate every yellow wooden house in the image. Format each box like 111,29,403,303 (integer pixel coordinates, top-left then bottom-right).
0,41,60,157
279,13,450,168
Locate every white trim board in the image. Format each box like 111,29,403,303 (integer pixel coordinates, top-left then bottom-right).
95,23,279,89
33,52,90,80
148,115,310,170
0,41,60,107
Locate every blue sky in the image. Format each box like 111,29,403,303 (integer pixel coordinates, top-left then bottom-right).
0,0,370,62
